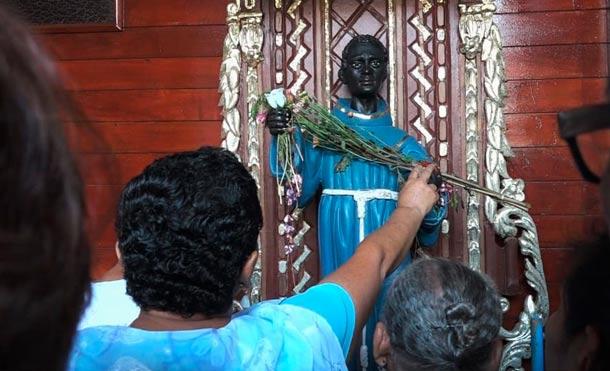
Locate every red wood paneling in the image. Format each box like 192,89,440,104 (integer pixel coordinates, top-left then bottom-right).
496,10,607,47
505,44,608,80
74,89,222,122
79,153,165,185
39,26,226,60
499,2,608,315
60,58,222,90
534,215,606,246
505,78,607,114
39,0,227,278
67,122,222,153
496,0,606,14
525,182,602,215
506,114,564,147
125,0,227,27
509,147,582,181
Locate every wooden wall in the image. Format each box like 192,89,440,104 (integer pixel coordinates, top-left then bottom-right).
498,0,609,312
38,0,229,278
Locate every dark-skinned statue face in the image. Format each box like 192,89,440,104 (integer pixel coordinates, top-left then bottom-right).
339,36,388,101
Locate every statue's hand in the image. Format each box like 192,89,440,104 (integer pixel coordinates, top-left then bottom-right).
428,168,443,189
265,108,292,136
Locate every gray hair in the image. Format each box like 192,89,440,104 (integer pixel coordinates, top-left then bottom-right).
382,258,502,371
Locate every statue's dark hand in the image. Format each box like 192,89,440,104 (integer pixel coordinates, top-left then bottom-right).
265,108,292,135
428,168,443,189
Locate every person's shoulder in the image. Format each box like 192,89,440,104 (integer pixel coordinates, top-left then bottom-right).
242,300,348,370
68,326,152,371
71,326,125,359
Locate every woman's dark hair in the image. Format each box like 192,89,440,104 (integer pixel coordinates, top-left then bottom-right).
116,147,263,317
563,234,610,371
383,258,502,371
0,5,90,371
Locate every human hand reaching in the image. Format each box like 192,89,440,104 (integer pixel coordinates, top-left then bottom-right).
397,164,440,218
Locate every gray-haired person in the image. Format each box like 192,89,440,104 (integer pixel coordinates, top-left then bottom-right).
373,258,503,371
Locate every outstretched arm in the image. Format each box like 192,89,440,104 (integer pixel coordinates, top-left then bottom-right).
321,164,439,335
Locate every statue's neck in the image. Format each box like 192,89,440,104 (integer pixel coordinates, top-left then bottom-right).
350,95,379,114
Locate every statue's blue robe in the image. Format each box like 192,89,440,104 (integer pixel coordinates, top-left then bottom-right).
271,98,447,368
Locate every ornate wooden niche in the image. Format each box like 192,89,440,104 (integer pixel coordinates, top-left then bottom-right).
218,1,547,369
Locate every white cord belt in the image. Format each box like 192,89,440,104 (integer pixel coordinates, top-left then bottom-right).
321,188,398,370
322,188,398,243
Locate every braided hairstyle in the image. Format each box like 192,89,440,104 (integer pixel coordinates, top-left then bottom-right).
116,147,263,317
383,258,502,371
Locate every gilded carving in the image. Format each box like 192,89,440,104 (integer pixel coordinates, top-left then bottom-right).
482,11,549,371
219,3,242,156
459,1,549,369
387,0,397,122
283,0,313,289
458,3,489,272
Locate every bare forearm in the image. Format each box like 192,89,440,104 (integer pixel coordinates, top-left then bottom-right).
364,206,424,279
322,206,424,332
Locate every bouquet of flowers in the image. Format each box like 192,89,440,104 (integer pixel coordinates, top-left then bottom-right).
253,88,530,212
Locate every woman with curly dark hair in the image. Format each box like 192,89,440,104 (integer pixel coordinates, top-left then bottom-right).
69,147,439,370
0,5,90,371
373,258,503,371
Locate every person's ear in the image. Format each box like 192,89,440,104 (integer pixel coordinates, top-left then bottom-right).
578,325,600,370
114,242,122,262
240,250,259,284
373,322,391,369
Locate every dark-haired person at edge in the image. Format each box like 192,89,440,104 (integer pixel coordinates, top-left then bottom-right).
0,5,90,371
373,258,503,371
544,235,610,371
68,147,439,370
540,88,610,371
266,34,447,369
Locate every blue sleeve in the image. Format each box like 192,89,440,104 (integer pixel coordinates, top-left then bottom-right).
281,283,355,357
418,204,447,247
399,136,447,247
269,129,322,207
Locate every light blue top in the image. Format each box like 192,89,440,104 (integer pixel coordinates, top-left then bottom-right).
69,283,355,370
78,279,139,330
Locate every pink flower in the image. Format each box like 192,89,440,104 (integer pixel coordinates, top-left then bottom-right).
256,111,268,126
285,188,298,206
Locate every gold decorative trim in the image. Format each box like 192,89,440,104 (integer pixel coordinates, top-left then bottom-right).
287,0,304,19
459,2,549,369
324,0,332,108
219,3,242,157
458,4,488,272
282,1,313,294
243,0,256,10
387,0,397,123
409,2,435,142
